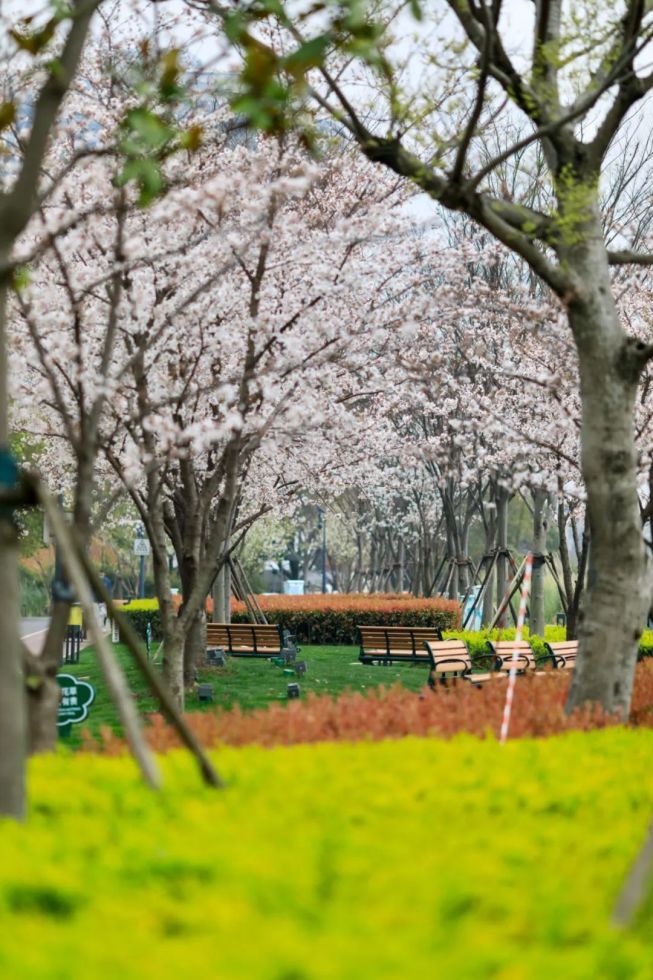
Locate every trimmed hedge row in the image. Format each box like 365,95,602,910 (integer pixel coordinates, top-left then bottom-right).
5,732,653,977
118,594,461,645
231,593,461,644
116,595,653,657
231,607,460,645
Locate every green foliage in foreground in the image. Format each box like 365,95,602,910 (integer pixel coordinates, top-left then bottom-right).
2,731,653,977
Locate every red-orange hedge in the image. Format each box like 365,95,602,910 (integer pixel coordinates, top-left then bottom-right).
231,592,461,644
86,661,653,754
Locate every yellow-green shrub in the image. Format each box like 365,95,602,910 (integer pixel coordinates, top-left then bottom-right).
1,731,653,977
119,598,162,641
120,599,160,611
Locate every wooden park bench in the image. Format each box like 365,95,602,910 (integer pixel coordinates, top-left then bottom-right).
426,639,540,689
487,639,543,673
358,625,444,666
487,639,563,675
542,640,578,670
206,623,286,659
425,640,496,687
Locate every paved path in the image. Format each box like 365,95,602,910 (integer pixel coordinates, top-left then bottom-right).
21,614,108,657
21,617,50,655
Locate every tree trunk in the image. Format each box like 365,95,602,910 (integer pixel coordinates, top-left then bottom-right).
495,487,509,628
0,243,25,814
183,609,206,686
212,565,227,621
458,516,471,593
482,563,495,626
26,602,70,754
179,552,204,686
163,629,184,708
567,530,589,641
0,520,25,818
566,213,652,715
530,489,548,637
28,453,97,753
223,561,232,622
557,499,574,623
480,487,497,626
354,532,363,591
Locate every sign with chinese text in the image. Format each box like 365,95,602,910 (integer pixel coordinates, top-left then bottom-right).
57,674,95,734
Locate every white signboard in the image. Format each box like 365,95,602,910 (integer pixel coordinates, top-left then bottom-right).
133,537,151,557
284,580,305,595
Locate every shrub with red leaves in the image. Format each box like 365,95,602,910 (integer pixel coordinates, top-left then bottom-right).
84,661,653,755
230,592,461,644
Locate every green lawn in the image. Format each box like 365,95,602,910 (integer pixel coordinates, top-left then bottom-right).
61,641,431,744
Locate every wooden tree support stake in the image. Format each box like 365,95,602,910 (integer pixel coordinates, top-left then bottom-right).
487,555,528,631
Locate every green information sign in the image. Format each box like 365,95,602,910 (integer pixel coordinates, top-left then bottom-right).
57,674,95,735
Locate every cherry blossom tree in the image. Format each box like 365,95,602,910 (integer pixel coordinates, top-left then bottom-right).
15,113,431,707
7,4,217,753
207,0,653,715
0,0,117,819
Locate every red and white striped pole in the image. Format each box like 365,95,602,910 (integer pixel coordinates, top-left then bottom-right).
499,551,534,744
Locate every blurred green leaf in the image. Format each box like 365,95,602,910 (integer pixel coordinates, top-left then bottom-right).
284,35,330,78
115,158,163,207
123,107,173,149
11,265,30,293
10,17,56,55
0,101,16,132
179,124,204,152
159,49,183,103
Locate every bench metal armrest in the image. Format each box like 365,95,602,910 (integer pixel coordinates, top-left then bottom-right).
431,657,471,675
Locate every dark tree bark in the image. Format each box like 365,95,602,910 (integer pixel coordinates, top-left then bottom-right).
495,486,510,628
0,0,100,817
530,489,549,637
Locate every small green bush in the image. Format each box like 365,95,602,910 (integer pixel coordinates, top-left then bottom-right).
119,599,162,642
121,599,159,611
640,629,653,658
443,624,566,661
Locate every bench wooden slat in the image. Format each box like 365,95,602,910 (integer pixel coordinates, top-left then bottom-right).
464,672,509,685
358,625,444,665
206,623,284,658
430,657,471,674
486,640,537,672
544,640,578,669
